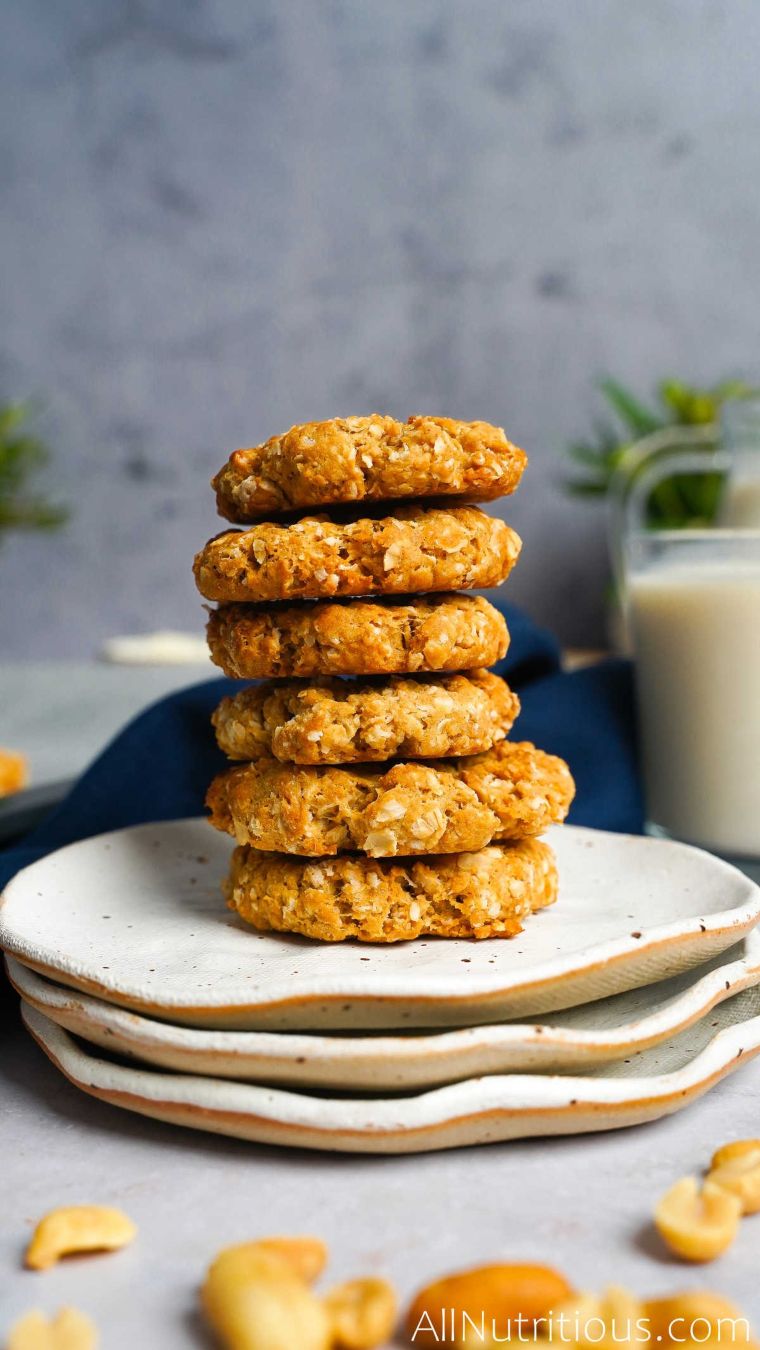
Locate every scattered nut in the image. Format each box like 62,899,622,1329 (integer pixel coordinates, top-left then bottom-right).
0,748,27,797
24,1207,137,1271
708,1158,760,1217
644,1290,754,1346
201,1239,331,1350
711,1139,760,1170
405,1263,574,1346
654,1176,742,1262
324,1277,397,1348
6,1307,98,1350
203,1276,331,1350
708,1140,760,1214
246,1237,328,1284
541,1285,644,1346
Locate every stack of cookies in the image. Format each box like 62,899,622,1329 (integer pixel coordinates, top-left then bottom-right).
194,415,575,943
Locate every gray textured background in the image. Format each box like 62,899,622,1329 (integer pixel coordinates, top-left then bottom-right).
2,0,759,656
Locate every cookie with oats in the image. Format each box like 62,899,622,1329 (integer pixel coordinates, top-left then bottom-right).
212,414,527,522
459,740,576,842
224,838,558,943
207,759,498,858
212,670,520,765
194,505,520,604
206,742,574,857
206,594,509,679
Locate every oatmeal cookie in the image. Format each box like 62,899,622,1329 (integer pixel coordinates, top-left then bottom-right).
224,839,558,942
194,505,520,604
206,742,574,857
206,594,509,679
212,415,527,522
207,759,499,857
212,670,520,765
459,740,576,841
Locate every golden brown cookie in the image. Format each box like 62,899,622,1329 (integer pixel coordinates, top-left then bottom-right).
212,670,520,765
459,740,576,842
207,759,499,857
224,839,557,942
206,742,574,857
212,415,527,522
206,594,509,679
194,505,520,604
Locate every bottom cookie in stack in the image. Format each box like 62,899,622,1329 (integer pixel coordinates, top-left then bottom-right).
224,838,558,943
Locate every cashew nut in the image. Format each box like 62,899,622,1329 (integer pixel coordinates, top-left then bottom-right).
324,1276,397,1348
654,1176,742,1262
541,1286,645,1347
708,1139,760,1215
644,1291,754,1346
201,1239,331,1350
253,1237,327,1284
25,1207,137,1271
6,1307,98,1350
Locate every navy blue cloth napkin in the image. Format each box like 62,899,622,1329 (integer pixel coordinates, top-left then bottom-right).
0,604,644,891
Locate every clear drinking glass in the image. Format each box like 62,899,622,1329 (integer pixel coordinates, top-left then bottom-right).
611,409,760,862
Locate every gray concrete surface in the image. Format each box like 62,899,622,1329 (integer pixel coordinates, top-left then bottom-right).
2,0,759,654
0,663,213,786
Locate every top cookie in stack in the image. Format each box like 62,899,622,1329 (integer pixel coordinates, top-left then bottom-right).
211,414,528,520
195,415,575,943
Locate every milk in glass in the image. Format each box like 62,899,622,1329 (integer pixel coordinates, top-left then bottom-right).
629,544,760,857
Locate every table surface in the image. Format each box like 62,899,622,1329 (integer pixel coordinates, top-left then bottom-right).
0,662,215,788
2,663,760,1340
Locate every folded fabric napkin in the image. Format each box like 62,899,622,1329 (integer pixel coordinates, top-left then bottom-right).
0,604,643,892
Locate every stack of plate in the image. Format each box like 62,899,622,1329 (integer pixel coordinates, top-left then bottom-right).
3,819,760,1154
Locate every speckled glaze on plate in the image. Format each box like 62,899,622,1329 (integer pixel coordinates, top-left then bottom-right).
2,819,759,1030
20,990,760,1153
8,931,760,1089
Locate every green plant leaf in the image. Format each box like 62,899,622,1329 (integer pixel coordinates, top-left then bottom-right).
599,378,662,437
564,373,759,530
0,402,35,439
566,481,611,498
0,498,68,528
0,401,68,537
566,441,612,470
658,380,716,425
711,378,760,404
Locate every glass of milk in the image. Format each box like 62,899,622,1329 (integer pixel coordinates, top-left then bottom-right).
613,404,760,860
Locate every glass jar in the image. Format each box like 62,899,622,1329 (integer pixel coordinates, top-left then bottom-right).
610,401,760,861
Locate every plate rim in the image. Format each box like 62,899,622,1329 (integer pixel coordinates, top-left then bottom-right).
2,819,760,1021
8,929,760,1079
20,1000,760,1151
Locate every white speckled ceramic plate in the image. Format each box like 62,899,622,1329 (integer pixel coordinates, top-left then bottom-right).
8,930,760,1090
2,820,760,1030
20,989,760,1153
